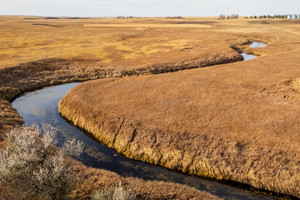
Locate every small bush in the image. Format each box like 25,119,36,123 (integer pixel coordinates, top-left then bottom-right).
0,124,84,200
91,182,136,200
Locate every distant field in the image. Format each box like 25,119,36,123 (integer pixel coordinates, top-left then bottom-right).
83,23,212,28
0,16,260,68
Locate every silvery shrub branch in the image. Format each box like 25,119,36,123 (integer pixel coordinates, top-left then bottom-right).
0,124,84,200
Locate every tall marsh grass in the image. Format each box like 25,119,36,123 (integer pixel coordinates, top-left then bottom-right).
91,182,136,200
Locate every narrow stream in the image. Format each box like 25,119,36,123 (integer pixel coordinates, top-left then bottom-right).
241,52,257,61
12,42,278,200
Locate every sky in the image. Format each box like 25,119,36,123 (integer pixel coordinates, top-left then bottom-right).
0,0,299,17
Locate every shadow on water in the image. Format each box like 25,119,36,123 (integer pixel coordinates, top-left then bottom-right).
12,82,294,200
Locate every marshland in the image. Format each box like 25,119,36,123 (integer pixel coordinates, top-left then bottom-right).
0,15,300,199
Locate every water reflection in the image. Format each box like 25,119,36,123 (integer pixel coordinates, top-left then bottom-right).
250,42,267,48
241,52,257,61
241,42,267,61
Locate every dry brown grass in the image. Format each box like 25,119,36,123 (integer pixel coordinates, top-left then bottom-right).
58,19,300,198
1,16,300,198
69,159,221,200
0,16,240,69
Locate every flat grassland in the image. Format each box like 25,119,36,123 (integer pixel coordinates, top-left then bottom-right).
0,16,242,68
0,16,299,198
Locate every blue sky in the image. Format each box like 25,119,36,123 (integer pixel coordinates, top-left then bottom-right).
0,0,299,17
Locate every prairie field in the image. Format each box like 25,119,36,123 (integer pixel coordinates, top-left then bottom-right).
0,16,241,68
1,16,300,198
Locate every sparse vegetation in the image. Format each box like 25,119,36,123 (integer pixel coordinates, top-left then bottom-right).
0,124,83,200
91,182,136,200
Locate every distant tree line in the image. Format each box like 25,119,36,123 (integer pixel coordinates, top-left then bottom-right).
166,16,184,19
117,16,136,19
246,15,288,19
219,14,239,20
219,14,297,20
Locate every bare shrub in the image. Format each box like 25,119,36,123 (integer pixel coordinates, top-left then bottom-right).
219,14,225,20
0,124,83,200
91,182,136,200
61,138,84,158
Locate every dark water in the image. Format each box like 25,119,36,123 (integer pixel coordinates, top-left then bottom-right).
12,83,282,200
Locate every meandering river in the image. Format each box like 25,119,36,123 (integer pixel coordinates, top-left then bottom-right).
12,42,280,200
